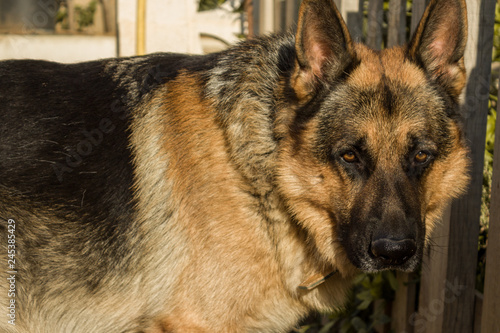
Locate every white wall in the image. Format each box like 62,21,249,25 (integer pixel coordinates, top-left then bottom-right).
0,0,241,63
0,35,116,63
116,0,136,56
145,0,202,54
197,8,242,46
117,0,202,56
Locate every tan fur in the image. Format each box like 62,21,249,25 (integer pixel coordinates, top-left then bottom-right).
133,73,357,331
276,40,470,276
0,0,470,331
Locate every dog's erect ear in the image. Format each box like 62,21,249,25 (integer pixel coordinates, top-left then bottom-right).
408,0,468,99
293,0,356,99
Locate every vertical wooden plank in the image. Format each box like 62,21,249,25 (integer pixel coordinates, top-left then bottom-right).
442,0,497,332
67,0,76,32
481,89,500,333
387,0,407,47
474,291,483,333
416,205,452,333
410,0,427,35
100,0,116,34
366,0,384,50
136,0,146,55
246,0,255,37
114,0,119,56
341,0,363,42
284,0,299,30
374,299,391,333
391,272,416,333
274,0,285,32
258,0,275,35
252,0,260,35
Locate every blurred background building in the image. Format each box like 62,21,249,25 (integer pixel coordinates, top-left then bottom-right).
0,0,357,62
0,0,246,62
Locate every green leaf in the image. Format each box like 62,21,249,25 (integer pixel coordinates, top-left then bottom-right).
340,320,351,333
386,271,399,291
318,320,337,333
295,325,311,333
370,285,382,299
351,317,368,330
357,299,372,310
356,290,373,301
353,274,367,285
373,273,383,285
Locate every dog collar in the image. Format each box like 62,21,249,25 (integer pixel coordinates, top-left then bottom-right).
298,271,337,290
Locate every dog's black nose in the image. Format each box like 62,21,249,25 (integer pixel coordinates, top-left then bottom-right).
370,238,417,265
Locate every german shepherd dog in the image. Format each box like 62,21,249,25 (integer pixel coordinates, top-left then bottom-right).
0,0,469,331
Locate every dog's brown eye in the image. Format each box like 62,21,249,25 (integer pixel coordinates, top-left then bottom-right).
414,151,429,163
342,151,357,163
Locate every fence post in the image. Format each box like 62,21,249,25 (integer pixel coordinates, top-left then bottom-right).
415,0,496,332
440,0,496,331
246,0,254,37
387,0,406,47
284,0,299,30
391,272,417,333
274,0,285,32
338,0,363,42
366,0,383,49
481,89,500,333
410,0,428,35
254,0,275,35
416,205,452,333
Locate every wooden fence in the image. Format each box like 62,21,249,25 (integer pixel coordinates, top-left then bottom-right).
251,0,500,332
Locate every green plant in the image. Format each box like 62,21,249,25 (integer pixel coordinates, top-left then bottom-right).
296,272,397,332
198,0,227,12
56,4,69,30
477,0,500,294
75,0,97,31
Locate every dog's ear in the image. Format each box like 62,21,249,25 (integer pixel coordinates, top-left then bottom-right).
408,0,468,99
293,0,356,100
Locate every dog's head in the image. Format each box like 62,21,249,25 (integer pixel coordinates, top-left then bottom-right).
276,0,469,273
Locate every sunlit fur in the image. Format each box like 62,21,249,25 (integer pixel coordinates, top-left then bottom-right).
0,0,468,331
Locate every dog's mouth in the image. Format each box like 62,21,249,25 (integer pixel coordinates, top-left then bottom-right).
297,235,420,290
